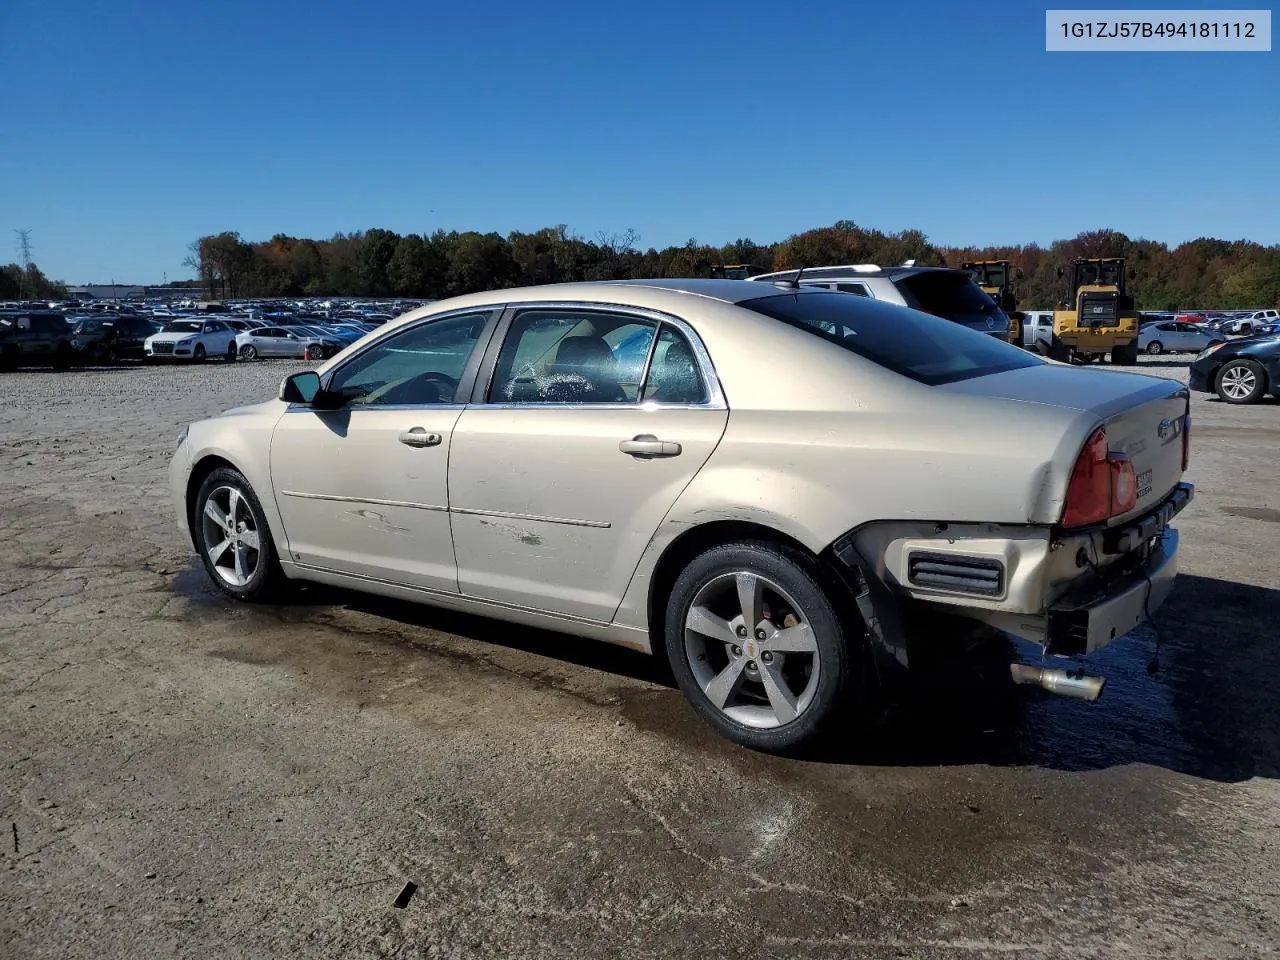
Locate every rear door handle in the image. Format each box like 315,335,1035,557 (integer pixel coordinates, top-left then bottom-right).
398,427,442,448
619,434,682,459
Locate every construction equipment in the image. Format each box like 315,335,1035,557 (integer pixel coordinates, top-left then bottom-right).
961,260,1023,347
1049,258,1139,365
709,264,767,280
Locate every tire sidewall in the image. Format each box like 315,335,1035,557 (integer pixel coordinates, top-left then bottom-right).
194,344,206,362
663,541,854,752
1147,341,1162,355
192,467,281,601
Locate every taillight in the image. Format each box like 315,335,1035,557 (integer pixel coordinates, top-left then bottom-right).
1182,409,1191,472
1062,427,1137,527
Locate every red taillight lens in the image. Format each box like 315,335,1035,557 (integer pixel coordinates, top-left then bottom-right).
1062,428,1110,527
1062,427,1138,527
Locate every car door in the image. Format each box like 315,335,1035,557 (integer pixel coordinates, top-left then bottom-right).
268,309,497,592
447,304,729,622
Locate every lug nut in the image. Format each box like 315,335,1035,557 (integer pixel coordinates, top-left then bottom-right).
746,660,756,670
755,629,767,641
735,625,748,638
731,645,743,657
762,651,774,664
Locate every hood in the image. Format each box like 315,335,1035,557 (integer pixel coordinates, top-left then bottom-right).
148,331,202,343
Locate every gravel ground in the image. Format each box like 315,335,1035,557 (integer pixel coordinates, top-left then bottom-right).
2,355,1279,959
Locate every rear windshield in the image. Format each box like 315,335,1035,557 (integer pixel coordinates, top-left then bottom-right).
741,292,1041,386
897,271,997,316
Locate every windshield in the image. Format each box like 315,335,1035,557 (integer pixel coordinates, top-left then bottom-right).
966,263,1007,289
163,321,203,333
75,318,116,333
741,292,1040,386
1073,260,1124,288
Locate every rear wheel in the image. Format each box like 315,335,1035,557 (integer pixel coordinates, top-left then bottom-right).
225,341,237,362
1216,359,1267,404
664,541,858,753
51,343,73,370
1146,341,1163,355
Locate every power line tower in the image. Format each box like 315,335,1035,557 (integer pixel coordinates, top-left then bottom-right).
15,229,34,300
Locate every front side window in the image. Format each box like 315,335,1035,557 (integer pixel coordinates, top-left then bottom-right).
327,311,489,406
490,309,658,404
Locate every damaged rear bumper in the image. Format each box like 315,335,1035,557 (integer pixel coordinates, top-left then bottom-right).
1045,526,1178,656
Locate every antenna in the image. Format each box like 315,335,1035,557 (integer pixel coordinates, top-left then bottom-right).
774,264,806,291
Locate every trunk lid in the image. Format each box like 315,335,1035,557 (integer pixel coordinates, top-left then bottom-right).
941,364,1189,523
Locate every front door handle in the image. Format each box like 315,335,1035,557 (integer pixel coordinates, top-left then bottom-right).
398,427,442,448
619,434,682,459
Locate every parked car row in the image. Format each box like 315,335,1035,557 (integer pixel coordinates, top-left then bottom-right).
0,306,387,370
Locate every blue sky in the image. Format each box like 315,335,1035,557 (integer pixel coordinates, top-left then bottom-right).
2,0,1276,282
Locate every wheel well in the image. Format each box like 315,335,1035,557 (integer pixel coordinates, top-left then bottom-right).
184,455,237,547
645,520,821,666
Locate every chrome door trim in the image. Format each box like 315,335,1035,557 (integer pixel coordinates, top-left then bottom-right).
280,490,448,513
449,506,610,528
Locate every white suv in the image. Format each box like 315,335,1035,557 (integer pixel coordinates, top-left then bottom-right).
748,264,1012,339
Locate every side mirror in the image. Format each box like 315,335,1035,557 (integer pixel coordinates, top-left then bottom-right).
280,371,321,404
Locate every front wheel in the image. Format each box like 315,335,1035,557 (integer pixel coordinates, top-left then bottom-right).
193,343,207,363
1217,359,1267,404
1049,340,1073,363
192,467,287,602
240,344,258,360
1146,341,1163,355
664,541,858,753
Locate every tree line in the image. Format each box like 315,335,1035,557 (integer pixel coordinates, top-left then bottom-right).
0,263,68,302
178,221,1278,311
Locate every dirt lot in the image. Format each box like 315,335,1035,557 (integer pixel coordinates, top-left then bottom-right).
2,356,1279,959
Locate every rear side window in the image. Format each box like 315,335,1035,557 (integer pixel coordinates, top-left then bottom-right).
896,271,996,319
741,292,1041,386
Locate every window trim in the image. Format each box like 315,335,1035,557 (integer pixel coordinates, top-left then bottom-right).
468,301,726,410
307,306,503,412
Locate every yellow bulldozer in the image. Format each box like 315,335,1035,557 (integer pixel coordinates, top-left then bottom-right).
709,264,767,280
961,260,1023,347
1048,258,1139,365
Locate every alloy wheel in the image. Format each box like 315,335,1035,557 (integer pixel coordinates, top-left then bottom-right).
200,485,261,587
683,572,820,729
1220,364,1257,401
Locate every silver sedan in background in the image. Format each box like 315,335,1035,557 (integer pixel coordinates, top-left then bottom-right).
1137,320,1223,355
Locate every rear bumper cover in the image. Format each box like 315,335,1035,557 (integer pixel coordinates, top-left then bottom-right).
1045,490,1187,657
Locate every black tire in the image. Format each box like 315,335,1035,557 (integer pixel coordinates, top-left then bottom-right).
1216,359,1267,405
664,540,858,753
1111,342,1138,366
51,343,73,371
225,341,237,362
240,344,258,361
1146,341,1163,355
0,348,15,372
191,467,287,602
193,343,206,362
1049,340,1073,363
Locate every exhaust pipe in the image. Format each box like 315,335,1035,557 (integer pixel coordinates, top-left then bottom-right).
1010,663,1105,702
